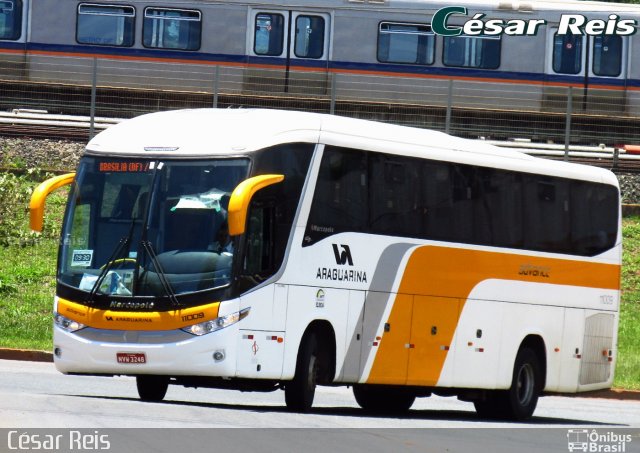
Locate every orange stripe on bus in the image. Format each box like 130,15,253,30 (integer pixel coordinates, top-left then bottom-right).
58,298,220,331
367,246,620,386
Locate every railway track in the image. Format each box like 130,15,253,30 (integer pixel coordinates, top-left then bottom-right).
2,109,640,174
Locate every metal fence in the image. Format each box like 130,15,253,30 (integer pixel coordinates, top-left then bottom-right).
1,54,640,147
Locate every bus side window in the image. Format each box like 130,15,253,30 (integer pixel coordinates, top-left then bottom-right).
243,202,275,278
305,147,368,244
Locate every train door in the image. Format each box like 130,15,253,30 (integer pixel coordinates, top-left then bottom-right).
0,0,28,83
542,28,587,113
586,35,628,115
543,28,628,126
245,9,331,96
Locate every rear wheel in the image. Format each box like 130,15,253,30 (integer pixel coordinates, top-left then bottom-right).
353,385,415,413
285,333,319,412
474,347,541,421
136,375,169,402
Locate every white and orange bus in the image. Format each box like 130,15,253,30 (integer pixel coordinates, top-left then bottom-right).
31,109,621,420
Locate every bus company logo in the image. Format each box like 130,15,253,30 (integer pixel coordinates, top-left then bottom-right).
332,244,354,266
567,429,633,452
105,316,152,323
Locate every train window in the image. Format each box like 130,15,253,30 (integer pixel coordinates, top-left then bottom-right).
143,8,201,51
76,4,135,47
254,13,285,56
552,33,583,74
377,22,435,65
443,36,501,69
593,35,622,77
0,0,21,41
76,3,136,47
294,15,325,59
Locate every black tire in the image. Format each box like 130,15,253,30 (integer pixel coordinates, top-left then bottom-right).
353,385,416,414
285,332,319,412
136,375,169,402
474,347,541,421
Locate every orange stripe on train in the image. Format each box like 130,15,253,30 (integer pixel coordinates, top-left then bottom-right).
367,245,620,386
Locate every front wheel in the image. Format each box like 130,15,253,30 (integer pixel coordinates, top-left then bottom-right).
285,333,319,412
136,375,169,402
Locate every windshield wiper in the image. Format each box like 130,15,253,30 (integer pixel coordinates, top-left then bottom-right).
86,235,131,304
141,240,180,308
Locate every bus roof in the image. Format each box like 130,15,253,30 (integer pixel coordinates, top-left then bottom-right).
86,108,618,186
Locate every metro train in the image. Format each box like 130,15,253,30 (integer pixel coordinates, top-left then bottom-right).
1,0,640,143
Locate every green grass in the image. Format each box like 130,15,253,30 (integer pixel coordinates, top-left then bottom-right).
0,172,67,351
617,217,640,389
0,173,639,389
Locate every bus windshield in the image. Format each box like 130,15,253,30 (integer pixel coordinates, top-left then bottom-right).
58,156,249,298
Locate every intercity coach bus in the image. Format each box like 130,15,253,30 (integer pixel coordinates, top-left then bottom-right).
30,109,621,420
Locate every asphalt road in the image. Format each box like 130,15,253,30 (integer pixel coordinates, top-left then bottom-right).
1,359,639,452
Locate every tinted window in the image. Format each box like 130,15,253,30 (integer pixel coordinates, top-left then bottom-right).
593,35,622,77
143,8,201,50
0,0,22,40
369,154,421,237
77,3,135,47
305,147,618,256
378,22,435,65
254,13,285,56
443,35,500,69
571,182,619,256
553,33,583,74
294,15,325,59
523,176,571,253
305,147,367,244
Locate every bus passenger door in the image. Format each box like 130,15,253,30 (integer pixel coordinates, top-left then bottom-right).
339,290,365,382
362,292,412,385
407,296,460,386
246,9,331,95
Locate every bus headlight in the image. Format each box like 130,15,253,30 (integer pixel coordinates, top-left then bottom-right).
54,313,86,333
181,308,250,336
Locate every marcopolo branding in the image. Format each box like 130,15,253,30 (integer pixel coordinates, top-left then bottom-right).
432,6,638,37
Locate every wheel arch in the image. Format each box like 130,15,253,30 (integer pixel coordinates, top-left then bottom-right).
299,320,337,385
519,334,547,391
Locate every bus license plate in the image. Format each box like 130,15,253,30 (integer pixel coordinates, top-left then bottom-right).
116,352,147,364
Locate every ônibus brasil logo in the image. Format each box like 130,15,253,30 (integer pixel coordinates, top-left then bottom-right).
431,7,638,37
567,429,633,453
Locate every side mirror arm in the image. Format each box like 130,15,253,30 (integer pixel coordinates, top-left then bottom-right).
228,174,285,236
29,172,76,232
